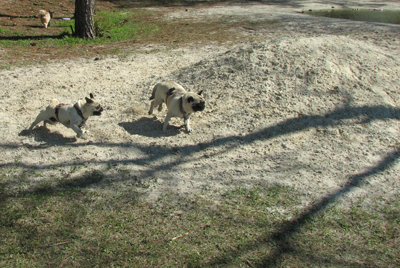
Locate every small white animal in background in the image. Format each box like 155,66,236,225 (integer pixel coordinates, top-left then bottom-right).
39,10,53,28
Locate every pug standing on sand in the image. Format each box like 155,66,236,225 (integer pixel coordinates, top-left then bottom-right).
148,81,205,132
28,94,103,139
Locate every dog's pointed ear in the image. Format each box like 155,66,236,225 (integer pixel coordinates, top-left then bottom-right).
85,97,94,103
166,87,175,96
90,93,94,99
197,90,203,95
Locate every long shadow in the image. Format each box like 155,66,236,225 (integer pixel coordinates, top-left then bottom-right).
5,104,400,195
0,32,71,41
105,0,390,9
6,104,400,177
201,145,400,267
262,146,400,266
106,0,305,8
10,103,400,152
0,169,105,200
0,13,36,19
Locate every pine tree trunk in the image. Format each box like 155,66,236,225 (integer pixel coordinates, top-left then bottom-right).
75,0,96,39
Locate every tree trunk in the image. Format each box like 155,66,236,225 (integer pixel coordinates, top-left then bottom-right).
74,0,96,39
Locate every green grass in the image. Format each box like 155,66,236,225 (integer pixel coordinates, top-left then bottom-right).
0,9,160,48
94,11,160,41
1,166,399,267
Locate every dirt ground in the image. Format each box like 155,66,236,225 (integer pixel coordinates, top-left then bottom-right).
1,1,399,209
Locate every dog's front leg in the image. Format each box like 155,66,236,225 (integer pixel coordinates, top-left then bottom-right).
71,124,87,139
184,114,192,132
163,113,172,132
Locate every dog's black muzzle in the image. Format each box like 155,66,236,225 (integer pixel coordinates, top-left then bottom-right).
193,101,205,112
93,107,104,116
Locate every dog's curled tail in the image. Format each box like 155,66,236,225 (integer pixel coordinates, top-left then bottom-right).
166,87,176,96
49,99,60,108
149,85,158,100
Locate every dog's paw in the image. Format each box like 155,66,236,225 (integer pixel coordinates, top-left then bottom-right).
78,134,87,140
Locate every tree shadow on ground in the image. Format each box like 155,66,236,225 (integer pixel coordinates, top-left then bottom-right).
201,145,400,267
106,0,389,9
0,32,71,41
4,104,400,182
6,104,400,167
2,104,400,265
107,0,304,8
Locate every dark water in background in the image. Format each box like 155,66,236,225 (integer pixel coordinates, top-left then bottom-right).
304,8,400,25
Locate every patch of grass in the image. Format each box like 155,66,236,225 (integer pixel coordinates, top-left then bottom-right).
0,27,12,35
2,170,398,267
94,10,159,41
0,180,297,266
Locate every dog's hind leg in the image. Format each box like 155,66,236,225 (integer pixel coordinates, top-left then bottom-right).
149,99,163,115
28,110,48,132
148,100,155,115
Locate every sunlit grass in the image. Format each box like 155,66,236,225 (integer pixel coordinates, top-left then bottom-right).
0,10,160,48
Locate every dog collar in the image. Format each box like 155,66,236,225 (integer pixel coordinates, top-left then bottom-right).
74,103,87,124
179,97,190,119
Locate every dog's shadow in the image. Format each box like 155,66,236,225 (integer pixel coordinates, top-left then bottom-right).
19,127,77,144
119,117,182,137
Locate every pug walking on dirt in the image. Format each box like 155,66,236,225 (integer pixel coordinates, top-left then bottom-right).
148,81,205,132
28,93,103,139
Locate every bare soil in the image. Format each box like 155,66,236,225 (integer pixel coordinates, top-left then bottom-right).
1,0,400,209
